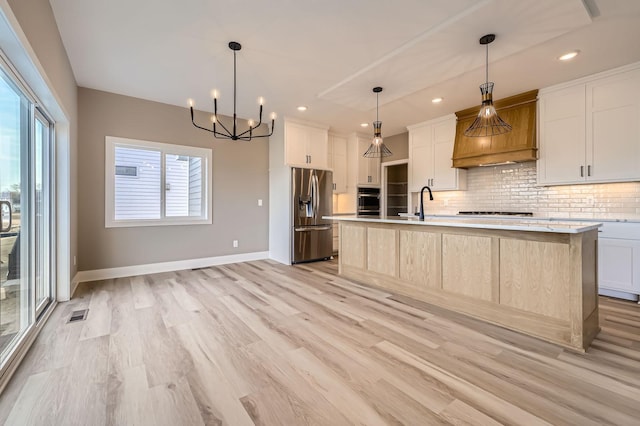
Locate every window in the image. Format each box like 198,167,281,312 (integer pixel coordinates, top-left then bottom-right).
105,136,212,227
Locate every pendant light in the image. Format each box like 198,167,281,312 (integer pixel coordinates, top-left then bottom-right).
189,41,275,141
363,87,392,158
464,34,512,137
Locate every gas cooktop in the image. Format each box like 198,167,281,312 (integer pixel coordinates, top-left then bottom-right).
457,211,534,217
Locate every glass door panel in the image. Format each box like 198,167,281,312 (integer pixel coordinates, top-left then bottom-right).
34,110,52,316
0,68,32,366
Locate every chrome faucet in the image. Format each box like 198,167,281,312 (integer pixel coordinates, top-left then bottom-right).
419,186,433,220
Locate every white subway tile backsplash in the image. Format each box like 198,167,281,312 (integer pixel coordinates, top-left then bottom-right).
411,162,640,220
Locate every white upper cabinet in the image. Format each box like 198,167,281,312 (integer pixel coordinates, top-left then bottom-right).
329,134,347,193
538,63,640,185
284,119,329,169
349,135,381,187
537,85,586,185
588,69,640,181
408,114,466,192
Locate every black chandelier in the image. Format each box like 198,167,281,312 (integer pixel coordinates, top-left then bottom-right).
190,41,275,141
464,34,512,137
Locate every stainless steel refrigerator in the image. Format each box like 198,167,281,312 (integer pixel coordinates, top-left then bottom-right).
291,167,333,264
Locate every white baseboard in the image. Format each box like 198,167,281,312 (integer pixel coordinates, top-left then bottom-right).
70,274,81,299
72,251,270,285
599,287,639,302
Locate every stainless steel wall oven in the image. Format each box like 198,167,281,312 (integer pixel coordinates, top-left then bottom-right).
357,187,380,217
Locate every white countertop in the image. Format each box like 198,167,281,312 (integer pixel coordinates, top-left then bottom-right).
324,215,601,234
396,212,640,223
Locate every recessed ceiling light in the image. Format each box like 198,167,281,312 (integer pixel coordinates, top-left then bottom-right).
432,97,443,104
360,123,368,127
558,50,580,61
297,105,308,111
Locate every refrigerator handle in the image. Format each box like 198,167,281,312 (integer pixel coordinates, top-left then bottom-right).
312,173,319,219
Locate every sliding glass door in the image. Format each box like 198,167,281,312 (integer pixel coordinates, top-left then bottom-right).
0,69,30,365
0,64,54,371
34,109,53,317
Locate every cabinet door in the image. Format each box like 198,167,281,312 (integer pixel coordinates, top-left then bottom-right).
331,135,347,193
307,126,329,169
285,122,310,167
357,137,380,186
598,238,640,293
537,85,586,185
409,125,432,192
431,118,459,191
587,69,640,182
368,155,381,185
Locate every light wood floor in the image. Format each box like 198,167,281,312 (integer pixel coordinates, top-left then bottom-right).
1,259,639,425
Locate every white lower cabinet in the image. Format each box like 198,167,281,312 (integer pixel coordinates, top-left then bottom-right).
598,222,640,302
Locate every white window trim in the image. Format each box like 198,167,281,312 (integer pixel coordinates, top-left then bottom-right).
105,136,212,228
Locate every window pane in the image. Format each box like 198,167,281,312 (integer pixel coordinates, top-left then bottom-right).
165,154,202,217
114,146,161,220
0,68,32,367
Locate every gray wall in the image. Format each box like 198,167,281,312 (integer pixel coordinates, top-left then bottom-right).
78,88,269,271
381,132,409,163
7,0,79,282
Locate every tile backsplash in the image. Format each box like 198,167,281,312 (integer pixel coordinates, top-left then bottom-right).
411,161,640,220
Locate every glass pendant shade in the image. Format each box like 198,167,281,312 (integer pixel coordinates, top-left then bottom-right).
464,34,512,138
363,89,393,158
464,82,512,137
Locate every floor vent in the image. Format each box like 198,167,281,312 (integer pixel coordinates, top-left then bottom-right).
68,309,88,323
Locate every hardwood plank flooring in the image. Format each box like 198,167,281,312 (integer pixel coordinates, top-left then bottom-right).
1,259,640,425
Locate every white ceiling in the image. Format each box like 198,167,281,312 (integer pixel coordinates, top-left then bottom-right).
50,0,640,137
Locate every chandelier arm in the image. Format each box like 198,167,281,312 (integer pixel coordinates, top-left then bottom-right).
213,116,233,137
190,107,217,133
242,131,272,140
236,118,274,138
212,133,233,140
247,121,274,139
236,126,255,138
212,128,235,139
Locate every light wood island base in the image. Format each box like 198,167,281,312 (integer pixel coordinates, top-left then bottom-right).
338,220,600,352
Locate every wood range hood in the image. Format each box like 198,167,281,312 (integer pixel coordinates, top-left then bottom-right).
452,90,538,168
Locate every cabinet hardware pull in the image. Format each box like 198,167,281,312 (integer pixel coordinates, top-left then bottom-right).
588,165,591,177
580,165,584,177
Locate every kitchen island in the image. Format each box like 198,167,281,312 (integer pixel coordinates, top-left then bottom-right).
325,215,601,351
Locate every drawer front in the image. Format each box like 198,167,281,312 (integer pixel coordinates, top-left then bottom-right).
598,222,640,239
